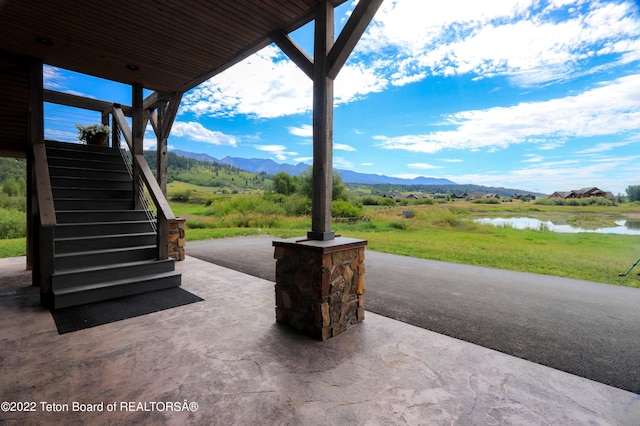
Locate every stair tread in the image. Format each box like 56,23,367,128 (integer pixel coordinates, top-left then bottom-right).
51,176,131,183
55,231,155,241
55,244,157,258
52,186,132,190
53,271,181,295
52,259,174,276
56,220,150,226
54,198,134,201
49,165,129,175
57,209,147,213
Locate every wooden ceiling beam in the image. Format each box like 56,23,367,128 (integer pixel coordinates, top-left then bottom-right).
272,33,314,79
44,89,132,116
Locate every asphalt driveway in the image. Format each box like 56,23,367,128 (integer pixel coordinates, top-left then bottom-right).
186,235,640,394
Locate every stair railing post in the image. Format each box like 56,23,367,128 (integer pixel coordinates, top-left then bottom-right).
32,142,56,306
132,84,144,211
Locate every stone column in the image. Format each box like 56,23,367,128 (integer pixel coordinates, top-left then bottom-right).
167,218,186,261
273,237,367,340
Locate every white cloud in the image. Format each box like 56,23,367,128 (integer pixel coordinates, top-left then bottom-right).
335,62,387,103
181,46,312,119
176,1,640,120
288,124,313,137
256,144,299,161
171,121,238,146
522,154,545,163
335,143,356,151
375,74,640,153
334,156,354,169
294,157,313,164
181,44,388,119
43,65,96,98
360,162,374,166
43,65,66,90
577,140,635,153
358,0,640,87
447,155,640,195
392,173,421,179
257,145,287,153
408,162,441,170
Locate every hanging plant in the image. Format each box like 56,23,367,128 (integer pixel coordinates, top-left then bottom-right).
75,123,111,147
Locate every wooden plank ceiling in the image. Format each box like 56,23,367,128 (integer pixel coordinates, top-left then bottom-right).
0,0,347,93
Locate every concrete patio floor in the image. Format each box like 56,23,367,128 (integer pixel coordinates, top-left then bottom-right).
1,255,639,425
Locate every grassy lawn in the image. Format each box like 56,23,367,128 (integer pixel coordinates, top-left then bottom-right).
0,238,26,258
172,199,640,287
2,198,639,288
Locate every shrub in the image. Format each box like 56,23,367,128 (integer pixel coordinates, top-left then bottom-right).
388,221,408,230
185,220,209,229
332,200,362,218
409,197,434,205
2,178,20,196
472,198,501,204
378,197,396,206
205,194,285,217
0,207,25,239
535,197,615,206
534,198,564,206
169,190,192,202
281,194,311,216
360,196,379,205
0,194,26,212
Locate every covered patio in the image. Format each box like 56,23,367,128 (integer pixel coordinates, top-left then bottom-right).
0,0,380,336
1,1,639,423
2,254,637,424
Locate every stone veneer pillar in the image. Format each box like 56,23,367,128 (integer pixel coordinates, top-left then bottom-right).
273,237,367,340
168,218,186,261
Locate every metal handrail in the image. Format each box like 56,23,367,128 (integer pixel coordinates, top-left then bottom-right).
112,105,175,259
117,137,157,232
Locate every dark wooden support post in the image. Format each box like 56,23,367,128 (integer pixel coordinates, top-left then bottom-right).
156,96,168,193
111,110,120,149
308,1,335,241
101,110,110,143
271,0,382,339
132,83,144,210
155,92,182,193
28,58,43,276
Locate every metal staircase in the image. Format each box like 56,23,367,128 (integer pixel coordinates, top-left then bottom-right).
45,140,181,309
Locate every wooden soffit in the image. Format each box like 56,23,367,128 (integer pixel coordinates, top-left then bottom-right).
0,0,348,93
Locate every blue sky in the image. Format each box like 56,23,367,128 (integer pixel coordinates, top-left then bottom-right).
44,0,640,195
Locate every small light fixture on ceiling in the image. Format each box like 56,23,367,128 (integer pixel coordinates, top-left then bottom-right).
126,64,140,71
36,37,54,46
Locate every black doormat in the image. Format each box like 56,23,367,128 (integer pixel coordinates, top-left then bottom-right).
51,287,204,334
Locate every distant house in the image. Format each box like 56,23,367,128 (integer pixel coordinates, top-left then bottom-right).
573,187,606,198
466,192,499,201
406,194,418,199
549,191,574,199
465,192,485,201
549,187,614,201
513,193,536,201
450,193,465,199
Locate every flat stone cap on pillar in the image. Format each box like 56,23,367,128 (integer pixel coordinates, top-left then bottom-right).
272,236,367,253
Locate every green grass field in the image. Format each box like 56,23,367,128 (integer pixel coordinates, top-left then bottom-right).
2,194,639,287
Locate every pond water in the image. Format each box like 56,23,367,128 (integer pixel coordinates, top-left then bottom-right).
473,217,640,235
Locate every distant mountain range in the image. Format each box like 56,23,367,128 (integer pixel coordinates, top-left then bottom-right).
171,149,457,186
